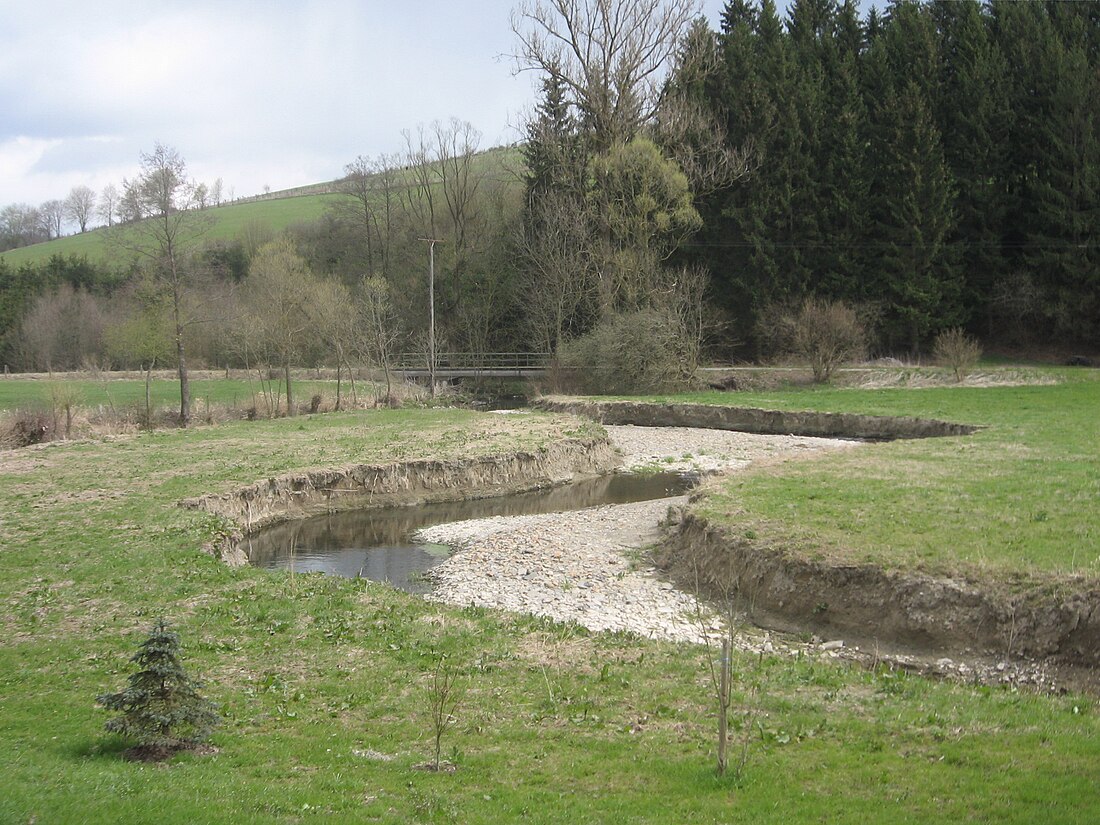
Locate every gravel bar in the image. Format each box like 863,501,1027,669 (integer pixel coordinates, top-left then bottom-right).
418,423,857,646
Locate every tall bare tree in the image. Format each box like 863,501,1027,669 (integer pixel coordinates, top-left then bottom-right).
64,186,97,233
520,189,598,352
433,118,484,256
0,204,46,249
358,274,401,402
98,184,120,227
111,144,210,425
39,199,65,239
335,156,384,278
511,0,701,151
402,126,440,239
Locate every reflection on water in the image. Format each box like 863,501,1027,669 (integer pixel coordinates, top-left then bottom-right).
246,472,694,592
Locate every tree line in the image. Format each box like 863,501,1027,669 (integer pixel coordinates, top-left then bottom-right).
3,0,1097,407
0,176,229,252
515,0,1100,361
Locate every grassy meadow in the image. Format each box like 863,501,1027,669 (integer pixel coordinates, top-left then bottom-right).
1,381,1098,822
0,375,340,414
647,369,1100,582
0,194,338,268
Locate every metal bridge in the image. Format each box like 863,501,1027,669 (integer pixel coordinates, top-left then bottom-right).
392,352,551,379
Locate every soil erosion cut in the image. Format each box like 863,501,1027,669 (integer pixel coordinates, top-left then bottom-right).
541,398,1098,678
181,435,619,566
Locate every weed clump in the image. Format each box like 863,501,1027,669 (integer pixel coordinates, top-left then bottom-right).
5,409,53,447
933,326,982,382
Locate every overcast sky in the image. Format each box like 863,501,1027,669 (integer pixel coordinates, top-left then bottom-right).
2,0,775,211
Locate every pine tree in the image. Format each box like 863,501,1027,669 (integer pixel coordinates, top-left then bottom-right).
993,0,1100,342
930,0,1010,333
694,0,771,330
523,72,585,210
751,0,813,306
814,0,870,302
1023,32,1100,342
98,620,219,757
870,81,960,353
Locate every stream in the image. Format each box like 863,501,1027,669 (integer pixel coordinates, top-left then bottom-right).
246,471,694,592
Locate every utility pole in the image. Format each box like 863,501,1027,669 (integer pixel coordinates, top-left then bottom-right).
419,238,444,397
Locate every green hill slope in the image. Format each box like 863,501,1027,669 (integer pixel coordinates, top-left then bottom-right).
0,193,339,268
1,145,524,269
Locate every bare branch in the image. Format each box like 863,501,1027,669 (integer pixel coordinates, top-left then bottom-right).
511,0,701,149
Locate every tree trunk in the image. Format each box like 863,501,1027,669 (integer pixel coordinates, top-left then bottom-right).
717,637,730,776
145,360,155,430
177,335,190,426
335,360,343,411
284,360,294,416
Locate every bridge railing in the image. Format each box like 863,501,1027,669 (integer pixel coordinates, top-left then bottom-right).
392,352,552,370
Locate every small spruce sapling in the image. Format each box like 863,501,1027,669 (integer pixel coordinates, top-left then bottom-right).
97,619,219,758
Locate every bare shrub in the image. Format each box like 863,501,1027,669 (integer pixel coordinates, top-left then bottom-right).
765,298,865,383
5,409,53,447
48,382,81,439
559,307,696,394
933,327,982,382
423,657,464,772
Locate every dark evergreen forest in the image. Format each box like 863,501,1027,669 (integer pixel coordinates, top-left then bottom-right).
671,0,1099,353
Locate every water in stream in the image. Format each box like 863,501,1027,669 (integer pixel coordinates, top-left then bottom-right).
246,472,694,592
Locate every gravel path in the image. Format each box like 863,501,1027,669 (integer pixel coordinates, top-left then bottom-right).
419,424,857,646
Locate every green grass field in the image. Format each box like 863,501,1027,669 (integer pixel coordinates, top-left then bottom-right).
0,376,337,414
643,370,1100,582
1,399,1097,823
0,194,338,268
0,145,523,270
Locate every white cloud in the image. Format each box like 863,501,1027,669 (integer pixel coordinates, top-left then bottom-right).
1,0,732,207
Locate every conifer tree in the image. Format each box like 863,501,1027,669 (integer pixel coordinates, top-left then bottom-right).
696,0,770,329
1022,32,1100,342
523,72,585,210
932,0,1009,331
98,620,219,756
869,81,959,352
815,0,870,301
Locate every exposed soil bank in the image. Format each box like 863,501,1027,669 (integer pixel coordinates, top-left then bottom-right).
657,510,1100,674
537,398,980,440
181,436,619,565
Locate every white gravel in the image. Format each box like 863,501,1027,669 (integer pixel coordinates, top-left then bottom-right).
419,425,857,645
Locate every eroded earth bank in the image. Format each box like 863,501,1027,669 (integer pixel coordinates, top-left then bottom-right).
191,403,1099,692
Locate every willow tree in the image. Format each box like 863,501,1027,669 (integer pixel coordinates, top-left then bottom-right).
588,137,702,312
